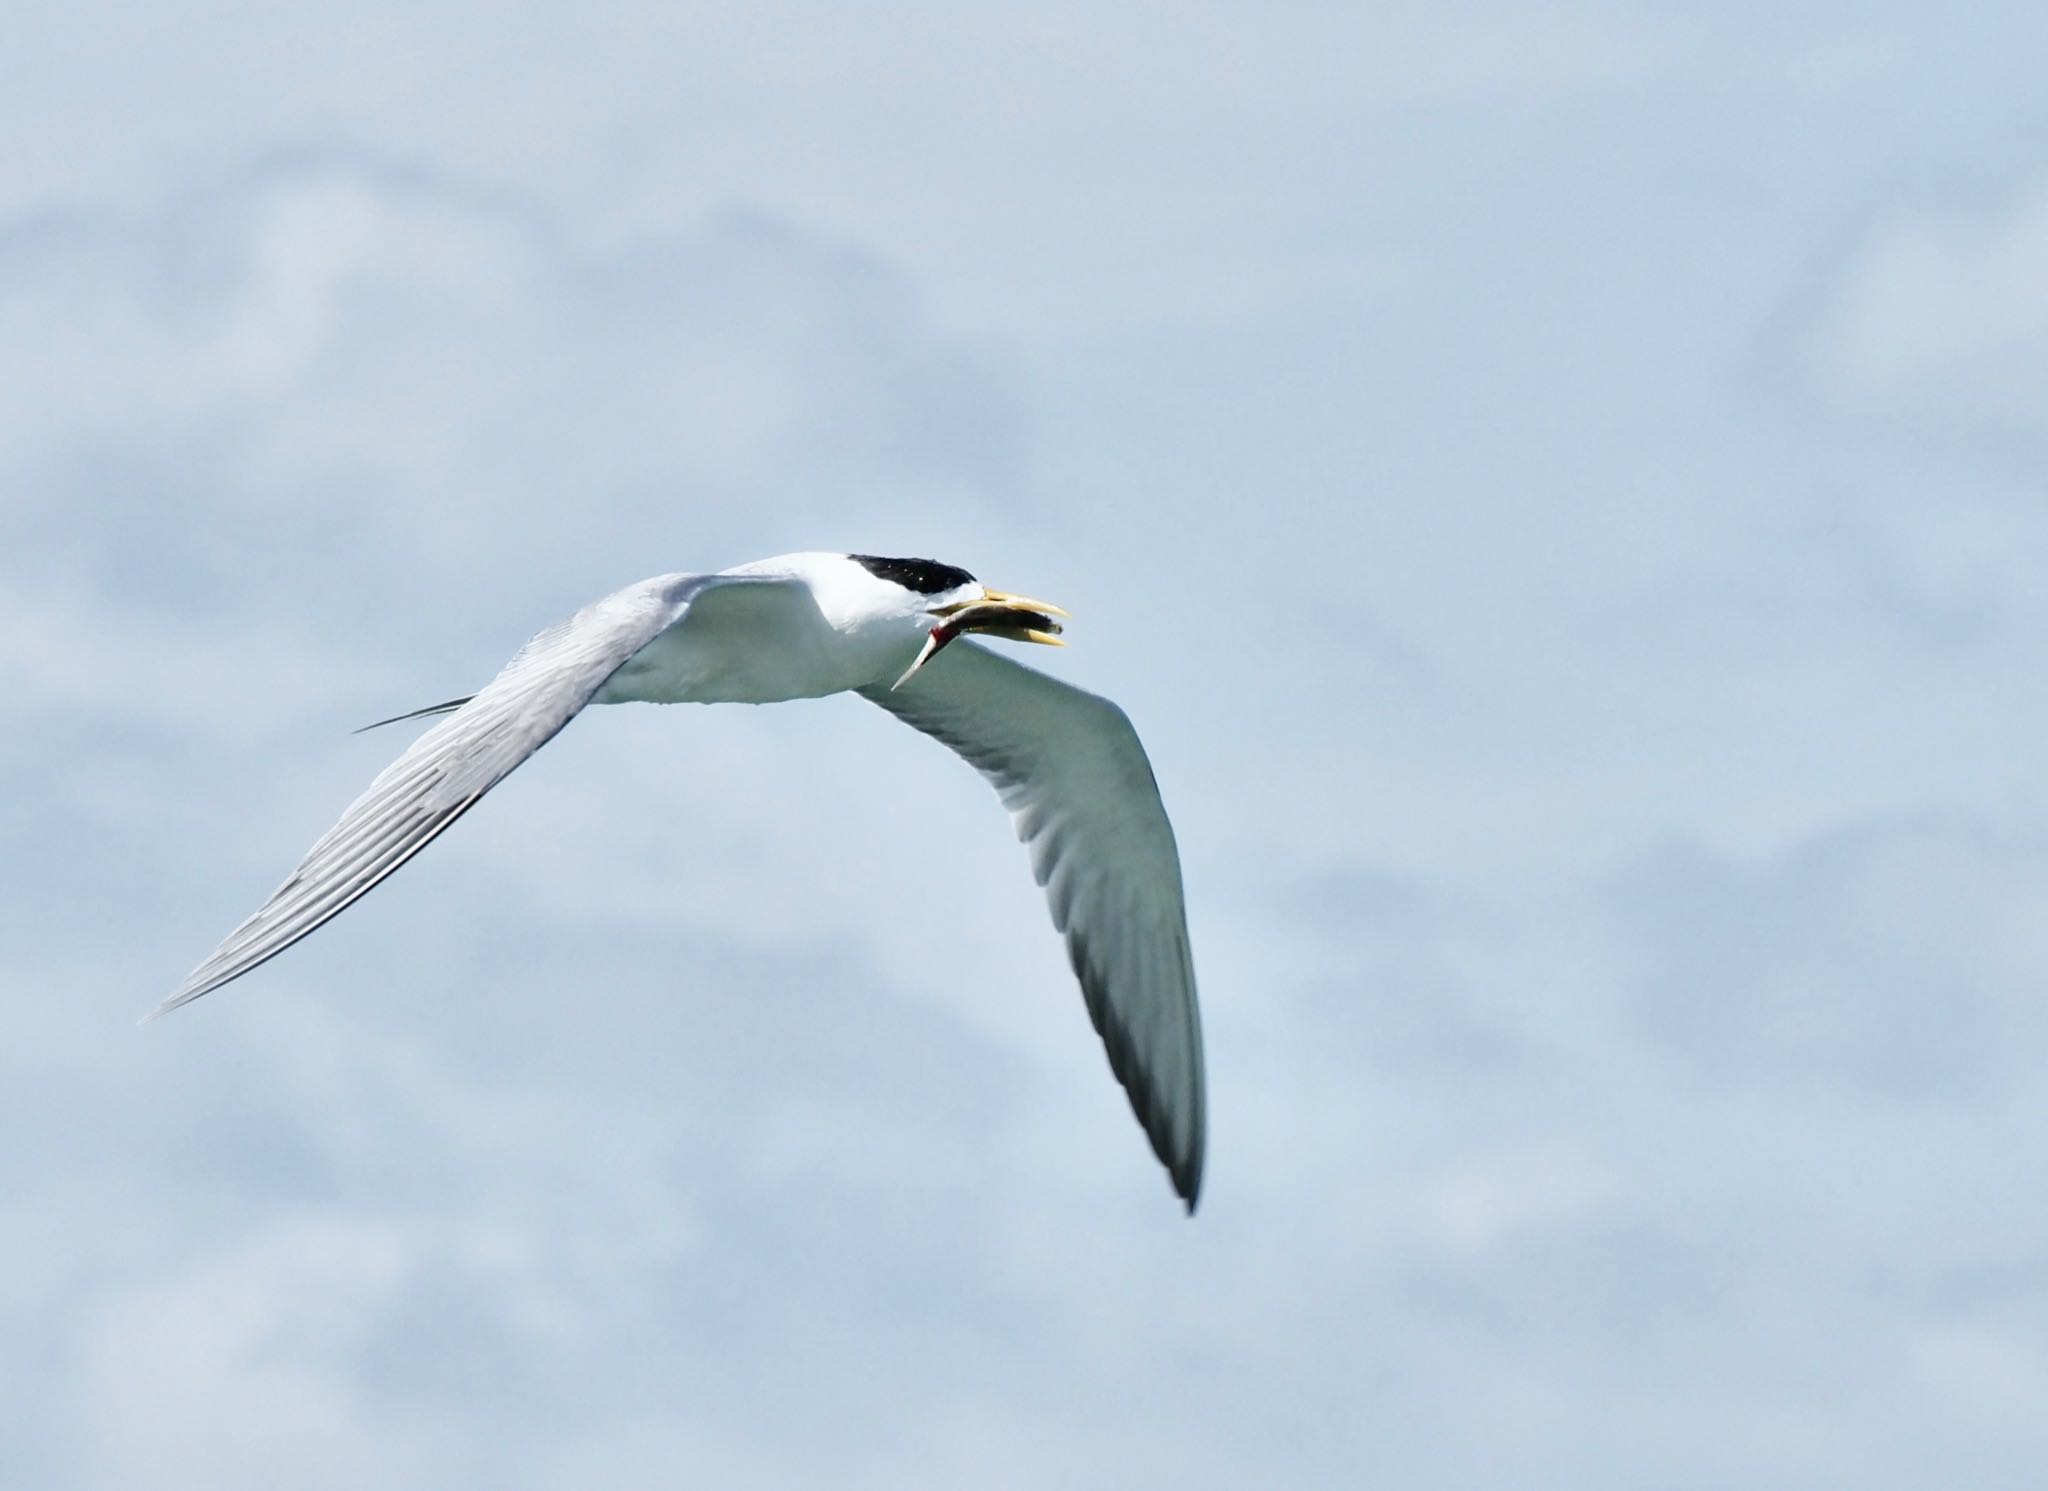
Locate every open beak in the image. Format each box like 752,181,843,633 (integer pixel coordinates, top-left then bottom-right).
891,587,1070,690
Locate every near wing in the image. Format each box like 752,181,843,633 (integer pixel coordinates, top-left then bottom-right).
152,573,711,1019
861,642,1208,1210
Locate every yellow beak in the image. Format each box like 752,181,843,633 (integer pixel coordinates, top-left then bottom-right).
892,585,1071,690
970,588,1070,647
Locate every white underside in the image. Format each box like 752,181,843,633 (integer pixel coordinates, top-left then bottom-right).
593,573,919,706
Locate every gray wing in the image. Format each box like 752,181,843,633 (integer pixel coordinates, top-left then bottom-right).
152,573,710,1019
861,642,1208,1210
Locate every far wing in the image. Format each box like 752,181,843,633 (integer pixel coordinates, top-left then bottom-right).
153,572,714,1018
861,642,1208,1210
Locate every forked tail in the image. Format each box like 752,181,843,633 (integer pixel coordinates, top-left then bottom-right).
351,695,476,733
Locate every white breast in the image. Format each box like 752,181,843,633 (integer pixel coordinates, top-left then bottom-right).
594,564,921,706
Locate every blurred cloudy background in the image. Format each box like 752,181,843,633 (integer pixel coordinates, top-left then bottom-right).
7,3,2048,1486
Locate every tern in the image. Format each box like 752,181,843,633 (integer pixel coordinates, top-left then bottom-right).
157,553,1207,1209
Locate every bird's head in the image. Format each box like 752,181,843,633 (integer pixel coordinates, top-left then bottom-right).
846,555,1067,689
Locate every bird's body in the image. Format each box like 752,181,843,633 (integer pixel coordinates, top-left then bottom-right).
596,557,908,705
159,552,1208,1209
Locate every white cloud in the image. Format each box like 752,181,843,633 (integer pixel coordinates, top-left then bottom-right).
81,1215,420,1491
0,153,1027,734
1424,1140,1618,1254
1917,1322,2048,1404
0,3,1688,341
1609,814,2048,1097
1807,180,2048,439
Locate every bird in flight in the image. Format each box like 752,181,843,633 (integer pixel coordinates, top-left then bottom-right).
157,553,1208,1210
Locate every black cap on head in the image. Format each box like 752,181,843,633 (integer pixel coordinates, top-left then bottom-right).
848,555,978,595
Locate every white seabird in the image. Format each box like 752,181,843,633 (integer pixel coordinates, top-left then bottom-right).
156,553,1208,1210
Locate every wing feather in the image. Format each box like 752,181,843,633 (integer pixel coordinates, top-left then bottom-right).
862,642,1208,1210
152,573,708,1018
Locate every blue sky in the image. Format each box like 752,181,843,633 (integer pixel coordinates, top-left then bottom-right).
7,4,2048,1486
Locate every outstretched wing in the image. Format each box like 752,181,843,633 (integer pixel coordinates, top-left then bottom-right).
153,573,710,1019
861,642,1208,1210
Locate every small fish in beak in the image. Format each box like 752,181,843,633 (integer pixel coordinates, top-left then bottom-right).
892,589,1069,690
